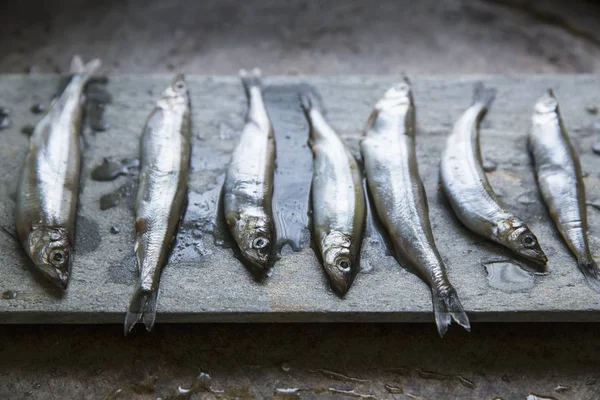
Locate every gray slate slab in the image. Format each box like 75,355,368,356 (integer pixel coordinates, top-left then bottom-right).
0,74,600,324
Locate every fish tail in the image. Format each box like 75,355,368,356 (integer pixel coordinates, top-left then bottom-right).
431,286,471,338
578,259,600,293
472,82,496,110
239,67,262,96
299,92,314,114
69,55,101,84
124,285,159,335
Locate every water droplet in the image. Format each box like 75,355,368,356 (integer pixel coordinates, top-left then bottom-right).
110,226,120,234
527,393,558,400
30,103,47,114
0,107,11,130
554,385,570,393
384,383,403,394
327,388,377,399
21,125,35,135
281,362,291,372
586,105,598,115
593,141,600,155
2,291,17,300
483,160,497,172
484,262,535,292
517,192,537,205
33,383,41,389
311,368,368,383
456,375,476,389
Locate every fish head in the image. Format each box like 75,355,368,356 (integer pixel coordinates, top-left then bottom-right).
229,214,273,269
534,89,559,115
375,78,413,111
502,222,548,267
321,231,357,296
26,227,72,289
162,74,189,105
367,78,415,136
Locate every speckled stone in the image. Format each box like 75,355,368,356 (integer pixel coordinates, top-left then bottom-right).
1,74,600,324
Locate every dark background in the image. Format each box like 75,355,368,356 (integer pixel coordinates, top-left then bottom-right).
1,1,600,399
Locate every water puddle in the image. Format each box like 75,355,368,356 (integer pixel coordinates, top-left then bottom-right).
99,181,136,210
30,103,47,114
0,107,11,130
484,261,535,292
86,76,111,132
527,394,558,400
264,85,313,253
2,290,17,300
91,157,139,181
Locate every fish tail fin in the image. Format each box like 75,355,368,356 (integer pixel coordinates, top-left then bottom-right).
299,92,314,114
124,285,159,335
578,259,600,293
431,286,471,338
472,82,496,110
239,67,262,96
69,55,101,84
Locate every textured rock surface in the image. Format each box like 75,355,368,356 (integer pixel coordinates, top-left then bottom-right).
1,74,599,323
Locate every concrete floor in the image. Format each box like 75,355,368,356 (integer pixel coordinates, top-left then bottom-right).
1,0,600,399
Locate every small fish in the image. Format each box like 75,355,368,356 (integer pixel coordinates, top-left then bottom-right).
529,90,600,292
440,83,547,267
125,75,191,333
223,69,276,271
361,79,469,336
301,93,366,295
15,56,101,289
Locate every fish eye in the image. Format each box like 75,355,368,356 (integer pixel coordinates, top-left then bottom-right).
336,258,351,272
48,249,66,265
252,237,269,250
521,234,536,248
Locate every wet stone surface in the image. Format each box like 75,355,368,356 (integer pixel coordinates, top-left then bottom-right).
1,75,600,323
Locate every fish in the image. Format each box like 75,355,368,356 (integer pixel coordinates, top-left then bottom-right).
124,74,191,333
15,55,101,289
361,79,470,336
529,90,600,292
440,83,548,267
301,93,366,295
223,69,276,272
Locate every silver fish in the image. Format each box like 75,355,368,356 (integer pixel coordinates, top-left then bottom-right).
440,83,547,267
301,93,365,295
125,75,191,333
529,90,600,292
16,56,100,289
223,69,276,271
361,79,470,337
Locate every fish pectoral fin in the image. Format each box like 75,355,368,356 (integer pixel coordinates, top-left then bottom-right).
431,286,470,338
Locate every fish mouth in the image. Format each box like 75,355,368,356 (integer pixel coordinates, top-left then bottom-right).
35,265,70,289
519,251,549,269
324,267,356,297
